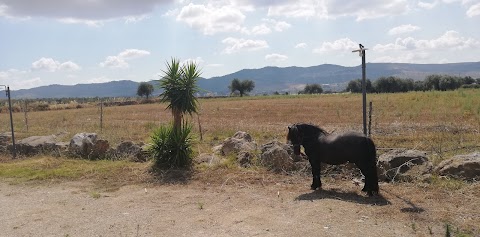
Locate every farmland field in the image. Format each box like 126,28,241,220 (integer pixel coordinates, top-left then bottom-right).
1,89,479,236
2,89,479,161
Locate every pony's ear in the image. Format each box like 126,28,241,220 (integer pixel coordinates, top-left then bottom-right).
288,125,291,130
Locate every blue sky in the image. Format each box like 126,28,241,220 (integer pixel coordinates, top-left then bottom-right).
1,0,479,89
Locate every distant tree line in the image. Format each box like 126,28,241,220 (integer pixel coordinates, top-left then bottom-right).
346,75,480,93
299,84,323,94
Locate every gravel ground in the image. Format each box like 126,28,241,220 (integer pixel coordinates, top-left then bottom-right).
1,179,478,237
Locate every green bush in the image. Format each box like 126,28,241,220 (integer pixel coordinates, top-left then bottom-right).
149,123,194,169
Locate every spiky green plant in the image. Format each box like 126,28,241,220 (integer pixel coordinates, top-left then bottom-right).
149,123,193,169
159,58,201,130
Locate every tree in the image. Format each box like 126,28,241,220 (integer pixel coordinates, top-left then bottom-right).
424,75,442,91
137,82,154,99
229,78,255,97
159,58,201,130
346,79,373,93
301,84,323,94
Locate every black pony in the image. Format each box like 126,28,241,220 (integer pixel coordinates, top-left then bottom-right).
287,123,379,196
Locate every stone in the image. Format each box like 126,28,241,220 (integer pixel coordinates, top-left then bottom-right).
260,140,296,172
435,152,480,180
112,141,147,162
377,149,432,182
90,139,110,159
68,133,109,159
217,131,257,156
13,135,58,156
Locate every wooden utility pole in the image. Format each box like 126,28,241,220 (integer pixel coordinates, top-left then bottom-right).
1,85,16,158
352,44,368,136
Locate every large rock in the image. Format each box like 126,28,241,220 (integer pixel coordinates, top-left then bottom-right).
213,131,257,166
435,152,480,180
378,149,432,182
215,131,257,156
260,140,296,172
111,141,148,162
11,135,59,156
68,133,109,159
0,133,11,153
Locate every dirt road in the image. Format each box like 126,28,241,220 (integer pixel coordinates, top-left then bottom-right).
1,178,478,237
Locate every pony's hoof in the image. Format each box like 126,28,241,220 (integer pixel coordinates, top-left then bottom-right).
310,184,321,190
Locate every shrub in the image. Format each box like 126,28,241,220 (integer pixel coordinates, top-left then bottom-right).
149,123,194,169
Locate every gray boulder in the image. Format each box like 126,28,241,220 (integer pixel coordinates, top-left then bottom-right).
68,133,109,159
111,141,148,162
213,131,257,166
435,152,480,180
216,131,257,156
12,135,58,156
0,133,11,153
260,140,296,172
378,149,432,182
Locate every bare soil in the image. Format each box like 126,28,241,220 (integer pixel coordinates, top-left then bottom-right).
1,172,479,237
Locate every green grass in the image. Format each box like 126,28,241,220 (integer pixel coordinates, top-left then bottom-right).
0,156,148,183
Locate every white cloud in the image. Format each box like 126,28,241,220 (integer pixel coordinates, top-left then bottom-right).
373,30,480,63
418,1,438,9
372,51,430,63
388,24,421,35
265,53,288,62
58,61,81,71
263,18,291,32
0,0,172,22
59,18,104,27
0,69,42,89
124,14,150,24
252,24,272,35
295,42,308,49
466,3,480,17
242,18,291,35
221,37,269,54
181,57,205,65
267,0,410,21
313,38,358,53
176,3,246,35
118,49,151,59
100,49,151,69
374,30,480,52
268,0,324,18
32,57,59,72
31,57,81,72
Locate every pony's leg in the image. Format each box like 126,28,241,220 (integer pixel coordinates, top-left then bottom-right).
355,161,374,195
309,157,322,190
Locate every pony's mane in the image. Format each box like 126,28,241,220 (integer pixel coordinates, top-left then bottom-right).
295,123,328,136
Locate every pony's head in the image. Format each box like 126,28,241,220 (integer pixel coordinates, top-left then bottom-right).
287,124,303,155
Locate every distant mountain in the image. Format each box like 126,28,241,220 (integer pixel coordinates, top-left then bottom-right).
10,62,480,99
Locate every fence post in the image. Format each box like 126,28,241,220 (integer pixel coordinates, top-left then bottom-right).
197,113,203,141
24,100,29,132
100,99,103,133
6,86,16,158
368,101,373,137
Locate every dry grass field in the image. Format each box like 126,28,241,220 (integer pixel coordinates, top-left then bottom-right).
2,89,479,162
1,89,480,236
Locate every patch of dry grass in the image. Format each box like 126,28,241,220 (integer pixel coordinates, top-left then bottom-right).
1,89,479,159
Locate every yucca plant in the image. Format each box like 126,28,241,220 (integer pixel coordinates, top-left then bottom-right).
159,58,201,130
149,58,201,169
149,123,193,169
